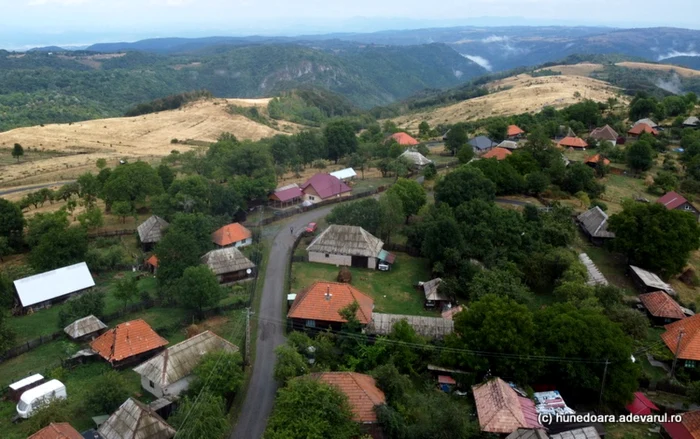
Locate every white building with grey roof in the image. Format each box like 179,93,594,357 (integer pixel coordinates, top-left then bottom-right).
307,225,385,270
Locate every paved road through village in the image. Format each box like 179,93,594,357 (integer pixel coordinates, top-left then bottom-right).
231,205,336,439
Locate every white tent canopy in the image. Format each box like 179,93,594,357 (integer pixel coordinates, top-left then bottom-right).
14,262,95,307
330,168,357,181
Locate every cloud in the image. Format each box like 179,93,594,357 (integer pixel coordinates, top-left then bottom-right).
482,35,508,43
655,73,683,94
462,54,492,71
658,50,700,60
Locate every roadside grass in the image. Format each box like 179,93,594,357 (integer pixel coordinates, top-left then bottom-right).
291,253,434,316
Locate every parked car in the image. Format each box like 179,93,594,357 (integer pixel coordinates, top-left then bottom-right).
17,379,67,418
305,222,318,235
378,263,390,271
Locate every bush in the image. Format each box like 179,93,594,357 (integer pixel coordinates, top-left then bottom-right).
416,144,430,157
84,370,129,413
590,200,608,211
171,138,179,144
58,291,105,328
312,159,327,169
423,163,437,180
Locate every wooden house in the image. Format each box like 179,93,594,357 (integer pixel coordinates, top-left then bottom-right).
201,246,256,285
98,398,175,439
307,225,384,270
64,315,107,341
90,319,168,368
137,216,169,251
287,281,373,331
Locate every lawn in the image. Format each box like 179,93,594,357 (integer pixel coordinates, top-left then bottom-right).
351,176,395,193
573,231,636,292
291,252,434,316
600,174,649,214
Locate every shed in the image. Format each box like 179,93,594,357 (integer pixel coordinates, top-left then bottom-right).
64,315,107,340
137,215,169,250
90,319,168,367
625,392,659,416
201,246,256,285
639,291,686,324
330,168,358,181
28,423,83,439
13,262,95,311
498,140,520,150
377,249,396,266
9,374,44,402
367,313,454,339
307,225,384,270
472,377,543,434
133,330,238,398
399,150,432,169
576,207,614,245
422,278,450,308
629,265,676,296
584,154,610,168
98,398,175,439
144,254,159,274
684,116,700,128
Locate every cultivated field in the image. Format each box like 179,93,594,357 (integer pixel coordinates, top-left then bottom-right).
392,74,624,131
0,98,300,188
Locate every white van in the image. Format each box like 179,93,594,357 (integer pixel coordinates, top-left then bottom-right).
16,379,67,418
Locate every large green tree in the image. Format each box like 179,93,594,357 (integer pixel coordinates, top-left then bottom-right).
0,199,24,248
102,161,163,209
387,178,427,223
434,166,496,208
155,227,202,294
444,123,468,155
84,371,129,413
608,201,700,276
326,198,384,235
273,344,307,384
626,140,654,173
190,350,244,401
28,225,88,271
169,393,229,439
177,265,223,316
324,119,358,163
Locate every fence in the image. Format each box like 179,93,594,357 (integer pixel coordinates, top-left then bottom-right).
0,332,64,364
383,242,421,257
87,228,136,238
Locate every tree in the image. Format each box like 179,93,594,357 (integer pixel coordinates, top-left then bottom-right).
469,269,533,304
651,170,679,194
418,121,431,138
486,119,508,142
0,311,16,356
0,237,10,262
170,393,229,439
348,153,367,179
608,201,700,276
12,143,24,162
629,95,658,121
526,171,550,195
77,207,104,230
24,399,71,435
423,162,437,180
111,201,133,224
157,163,175,190
102,161,163,209
457,144,474,164
471,160,525,195
273,345,307,384
265,378,359,439
112,275,139,310
29,226,88,271
0,199,24,248
177,265,223,316
84,371,129,413
435,165,496,208
190,350,244,401
26,210,70,247
387,178,426,223
155,228,202,293
378,191,404,244
96,158,107,169
76,172,101,207
57,291,105,327
445,124,467,155
606,306,649,341
324,120,358,163
626,140,654,173
326,198,384,235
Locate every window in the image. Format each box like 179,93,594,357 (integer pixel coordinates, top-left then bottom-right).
306,320,316,328
325,254,330,258
309,196,315,200
149,380,155,388
685,360,696,369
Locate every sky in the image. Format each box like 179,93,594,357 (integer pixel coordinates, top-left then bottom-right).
1,0,699,49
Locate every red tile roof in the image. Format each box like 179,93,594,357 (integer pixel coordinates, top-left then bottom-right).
557,136,588,148
212,223,252,247
657,191,690,210
311,372,386,423
301,174,352,200
288,281,373,324
482,147,513,160
472,377,543,434
628,123,659,136
90,319,168,363
438,375,457,385
585,154,611,166
389,132,419,146
270,186,303,202
590,125,619,141
663,410,700,439
145,254,159,268
662,314,700,361
28,423,82,439
507,125,525,137
626,392,659,416
640,291,686,320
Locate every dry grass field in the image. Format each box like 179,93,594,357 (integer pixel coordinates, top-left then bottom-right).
0,98,300,188
615,61,700,78
392,74,624,131
534,63,605,76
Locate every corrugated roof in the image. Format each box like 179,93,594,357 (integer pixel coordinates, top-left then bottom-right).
626,392,659,415
389,132,419,146
310,372,386,423
684,117,700,126
399,150,432,166
307,225,384,258
137,216,169,244
589,125,618,141
301,173,352,199
423,278,448,301
211,223,252,247
469,136,497,150
64,315,107,339
288,281,373,324
90,319,168,363
133,331,238,388
557,136,588,148
28,422,83,439
14,262,95,307
98,398,175,439
498,140,520,150
330,168,358,180
507,125,525,137
576,207,615,239
640,291,686,320
472,377,543,434
550,427,601,439
657,191,691,210
482,147,512,160
662,314,700,361
270,185,303,202
628,123,658,136
367,313,454,339
201,247,255,275
630,265,676,295
578,253,608,287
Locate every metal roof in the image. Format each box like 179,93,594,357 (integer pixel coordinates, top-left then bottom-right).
578,254,608,287
630,265,676,296
684,116,700,126
399,150,432,166
9,374,43,391
469,136,497,150
330,168,357,180
14,262,95,307
367,313,454,339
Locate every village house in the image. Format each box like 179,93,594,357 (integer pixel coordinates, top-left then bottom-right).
576,206,615,246
212,222,252,248
13,262,95,312
269,183,303,208
507,125,525,139
557,136,588,149
133,331,238,398
657,191,700,219
309,372,386,439
201,246,256,285
662,410,700,439
661,314,700,370
64,315,107,341
137,215,169,251
90,319,168,368
287,281,374,330
683,116,700,128
387,132,419,146
307,224,385,269
28,422,83,439
639,291,686,325
98,398,175,439
469,136,497,154
422,278,451,309
589,125,619,146
472,377,544,435
584,154,610,170
628,122,658,137
498,140,520,150
330,167,358,182
482,147,512,160
629,265,677,296
399,150,432,169
300,173,352,205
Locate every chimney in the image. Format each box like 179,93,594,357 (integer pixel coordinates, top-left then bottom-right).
325,286,332,301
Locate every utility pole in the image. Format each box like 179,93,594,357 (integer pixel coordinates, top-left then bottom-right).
244,307,253,366
598,359,610,409
670,330,685,379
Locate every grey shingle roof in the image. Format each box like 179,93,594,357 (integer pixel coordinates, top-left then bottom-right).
64,315,107,339
367,313,454,339
550,427,601,439
684,116,700,126
307,225,384,258
506,429,550,439
98,398,175,439
201,247,255,275
577,207,615,239
137,216,169,244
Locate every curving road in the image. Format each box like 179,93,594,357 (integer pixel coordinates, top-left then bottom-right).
231,205,336,439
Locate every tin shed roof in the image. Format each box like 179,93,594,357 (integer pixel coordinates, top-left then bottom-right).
14,262,95,307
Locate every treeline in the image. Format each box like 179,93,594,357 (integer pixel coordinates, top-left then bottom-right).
124,90,212,117
267,87,359,126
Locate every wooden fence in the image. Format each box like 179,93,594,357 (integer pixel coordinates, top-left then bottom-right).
87,228,136,238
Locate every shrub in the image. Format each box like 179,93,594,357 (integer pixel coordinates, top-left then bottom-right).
590,200,608,211
312,160,327,169
84,371,129,413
